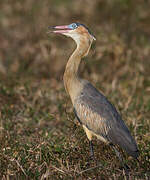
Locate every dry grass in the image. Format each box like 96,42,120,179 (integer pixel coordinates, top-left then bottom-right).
0,0,150,179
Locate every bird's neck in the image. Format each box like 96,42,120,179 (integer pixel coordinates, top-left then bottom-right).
63,39,92,101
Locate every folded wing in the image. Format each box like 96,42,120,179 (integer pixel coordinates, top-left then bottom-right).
74,82,139,158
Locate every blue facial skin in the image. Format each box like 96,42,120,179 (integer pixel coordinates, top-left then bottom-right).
68,23,78,30
68,23,94,38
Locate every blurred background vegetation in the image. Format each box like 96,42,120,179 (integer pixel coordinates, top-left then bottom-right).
0,0,150,179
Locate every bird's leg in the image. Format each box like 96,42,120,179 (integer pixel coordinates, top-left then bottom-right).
111,145,130,173
89,140,99,167
89,140,94,160
82,125,96,163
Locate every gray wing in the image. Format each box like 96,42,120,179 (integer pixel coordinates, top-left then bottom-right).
74,82,139,158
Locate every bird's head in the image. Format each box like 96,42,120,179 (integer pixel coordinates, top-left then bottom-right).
48,23,96,56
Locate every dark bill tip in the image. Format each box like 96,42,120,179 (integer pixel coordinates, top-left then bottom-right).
48,26,56,29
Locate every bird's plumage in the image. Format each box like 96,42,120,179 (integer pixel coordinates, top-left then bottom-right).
50,22,139,161
74,80,139,158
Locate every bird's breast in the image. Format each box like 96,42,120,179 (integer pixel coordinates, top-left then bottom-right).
63,75,84,104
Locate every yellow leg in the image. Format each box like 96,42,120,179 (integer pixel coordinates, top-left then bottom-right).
83,125,95,159
83,125,93,141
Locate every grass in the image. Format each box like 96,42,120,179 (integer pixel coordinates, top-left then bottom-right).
0,0,150,179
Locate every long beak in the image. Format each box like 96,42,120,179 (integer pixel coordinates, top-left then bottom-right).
48,25,72,34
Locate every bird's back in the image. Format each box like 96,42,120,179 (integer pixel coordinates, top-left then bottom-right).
74,80,139,158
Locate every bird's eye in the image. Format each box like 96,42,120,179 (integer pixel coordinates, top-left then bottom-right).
72,23,77,29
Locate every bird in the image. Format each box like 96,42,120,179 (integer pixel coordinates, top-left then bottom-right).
49,22,139,168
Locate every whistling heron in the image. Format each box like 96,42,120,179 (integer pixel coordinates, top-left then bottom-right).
49,23,139,169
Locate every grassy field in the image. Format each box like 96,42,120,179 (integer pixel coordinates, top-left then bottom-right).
0,0,150,179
